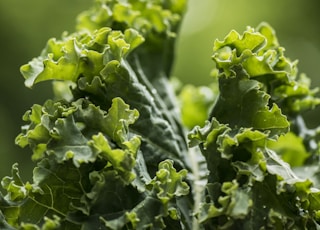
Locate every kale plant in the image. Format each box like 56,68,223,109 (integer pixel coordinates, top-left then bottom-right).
1,0,320,229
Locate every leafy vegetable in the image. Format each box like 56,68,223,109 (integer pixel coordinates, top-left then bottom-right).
188,23,320,229
2,0,320,229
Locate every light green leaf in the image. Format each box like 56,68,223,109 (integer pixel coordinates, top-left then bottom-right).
1,164,30,202
20,27,144,88
147,160,189,203
21,38,83,88
89,133,137,183
103,97,139,144
213,28,266,56
268,132,309,167
178,84,217,129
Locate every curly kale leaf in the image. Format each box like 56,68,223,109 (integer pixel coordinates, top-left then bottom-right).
187,23,320,229
1,1,192,229
102,160,190,229
20,1,189,171
75,0,188,153
189,118,320,229
211,22,320,117
76,0,186,78
2,98,190,229
16,97,139,178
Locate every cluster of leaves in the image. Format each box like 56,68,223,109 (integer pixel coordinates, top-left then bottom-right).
1,0,191,229
2,0,320,229
188,23,320,229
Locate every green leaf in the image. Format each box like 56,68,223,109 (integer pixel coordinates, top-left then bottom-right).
189,116,320,229
103,97,139,144
268,132,309,167
210,74,289,137
193,22,320,229
1,149,143,229
89,133,138,184
76,59,189,171
76,0,186,80
20,27,144,88
77,0,188,148
20,15,189,172
0,211,15,230
178,84,217,129
15,97,140,169
1,164,30,202
101,160,190,230
21,38,84,88
147,160,189,204
213,28,266,56
212,22,320,116
11,2,193,228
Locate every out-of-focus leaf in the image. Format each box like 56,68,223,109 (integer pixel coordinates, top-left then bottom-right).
178,84,217,129
268,132,309,167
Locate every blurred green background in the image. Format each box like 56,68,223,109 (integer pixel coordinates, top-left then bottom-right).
1,0,319,179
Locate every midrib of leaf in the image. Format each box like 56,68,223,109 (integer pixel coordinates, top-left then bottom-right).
129,127,186,168
188,147,207,230
124,58,188,150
